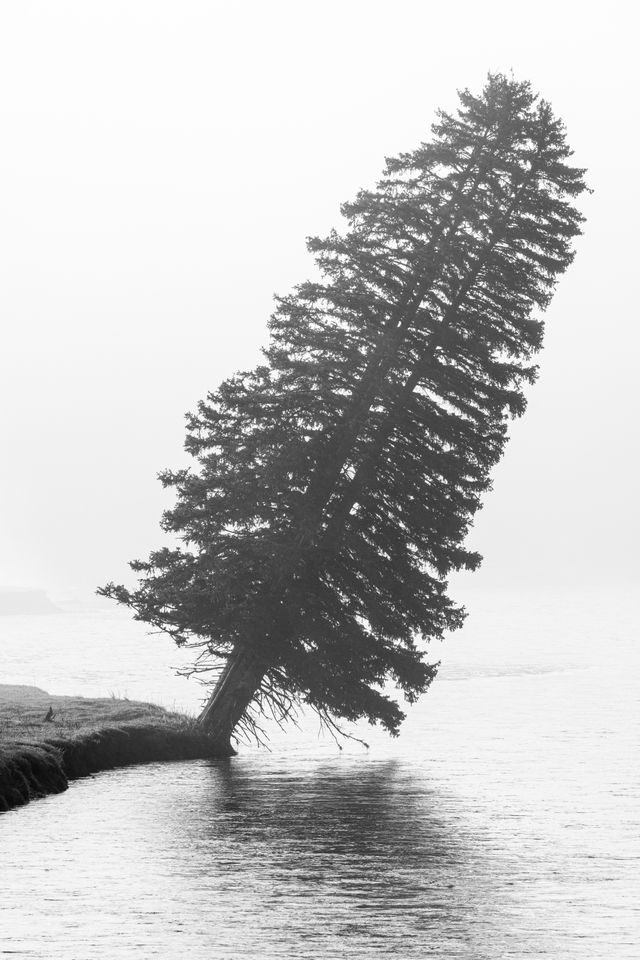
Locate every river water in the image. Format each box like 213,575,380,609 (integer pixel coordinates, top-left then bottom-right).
1,586,638,958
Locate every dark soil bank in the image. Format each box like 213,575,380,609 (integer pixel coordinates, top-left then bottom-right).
0,685,227,814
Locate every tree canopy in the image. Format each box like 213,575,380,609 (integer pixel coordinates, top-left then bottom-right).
100,74,588,749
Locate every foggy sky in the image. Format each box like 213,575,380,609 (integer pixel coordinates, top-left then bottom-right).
1,1,637,597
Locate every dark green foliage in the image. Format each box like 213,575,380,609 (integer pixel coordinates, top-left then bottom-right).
101,75,587,737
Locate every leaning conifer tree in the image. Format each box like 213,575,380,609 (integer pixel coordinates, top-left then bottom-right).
100,75,587,753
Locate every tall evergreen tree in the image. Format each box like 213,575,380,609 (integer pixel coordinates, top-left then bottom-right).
100,75,587,753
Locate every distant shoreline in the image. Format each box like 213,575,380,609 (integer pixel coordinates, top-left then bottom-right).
0,589,60,615
0,684,230,814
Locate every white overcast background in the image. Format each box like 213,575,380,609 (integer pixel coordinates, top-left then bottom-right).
0,1,636,597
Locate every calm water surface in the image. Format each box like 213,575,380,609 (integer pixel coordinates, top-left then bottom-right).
1,587,638,958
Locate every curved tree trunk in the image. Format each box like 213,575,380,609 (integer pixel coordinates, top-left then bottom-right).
197,647,265,755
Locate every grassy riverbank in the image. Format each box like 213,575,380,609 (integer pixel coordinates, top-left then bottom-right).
0,684,227,814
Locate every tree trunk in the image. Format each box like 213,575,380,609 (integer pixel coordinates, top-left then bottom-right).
197,647,265,755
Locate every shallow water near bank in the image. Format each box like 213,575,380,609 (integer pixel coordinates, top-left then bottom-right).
1,587,638,958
